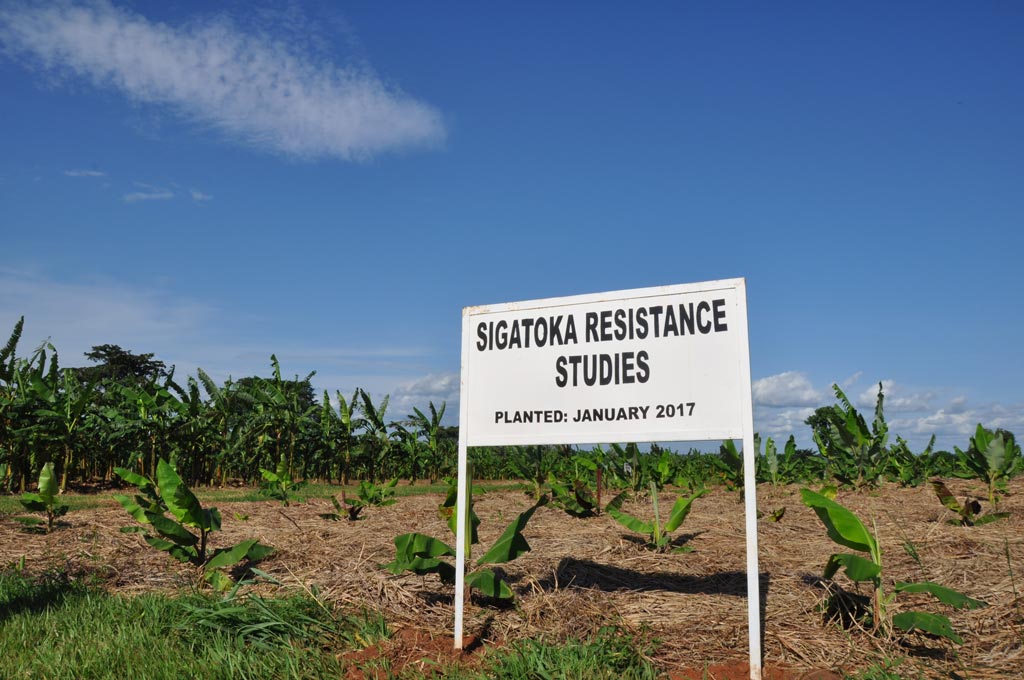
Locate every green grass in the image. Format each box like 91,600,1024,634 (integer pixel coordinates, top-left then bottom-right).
473,628,662,680
844,658,912,679
0,492,104,515
0,569,387,680
0,567,669,680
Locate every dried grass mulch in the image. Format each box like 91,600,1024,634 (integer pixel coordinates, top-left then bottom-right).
2,478,1023,678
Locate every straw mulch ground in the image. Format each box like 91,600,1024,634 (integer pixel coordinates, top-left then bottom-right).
2,479,1022,679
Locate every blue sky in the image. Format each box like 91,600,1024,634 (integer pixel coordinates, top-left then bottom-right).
1,1,1021,451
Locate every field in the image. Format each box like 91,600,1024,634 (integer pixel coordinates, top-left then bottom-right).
2,478,1022,679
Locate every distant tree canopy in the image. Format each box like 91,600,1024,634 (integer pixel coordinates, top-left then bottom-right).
75,344,168,385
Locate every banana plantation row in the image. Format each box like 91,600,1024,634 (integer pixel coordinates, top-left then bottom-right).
1,317,1020,497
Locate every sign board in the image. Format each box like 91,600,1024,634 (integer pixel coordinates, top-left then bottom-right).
455,278,761,680
463,280,749,445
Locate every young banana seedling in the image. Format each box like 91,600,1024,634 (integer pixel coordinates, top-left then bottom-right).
931,480,1009,527
15,463,69,533
383,476,547,600
259,456,305,506
606,482,706,552
320,479,398,521
801,488,986,643
116,460,273,591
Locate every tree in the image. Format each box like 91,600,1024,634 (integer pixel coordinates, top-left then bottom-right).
76,344,167,385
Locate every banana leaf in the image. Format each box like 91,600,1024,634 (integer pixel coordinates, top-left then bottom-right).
466,569,513,599
894,582,987,610
800,488,876,554
664,489,706,533
477,496,547,566
824,553,880,581
892,611,962,643
207,538,260,570
157,460,206,529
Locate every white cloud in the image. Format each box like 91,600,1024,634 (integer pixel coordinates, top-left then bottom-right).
64,169,106,177
0,2,445,160
379,373,460,422
753,405,816,445
857,379,935,413
190,189,212,202
890,402,1024,447
123,187,174,202
752,371,822,407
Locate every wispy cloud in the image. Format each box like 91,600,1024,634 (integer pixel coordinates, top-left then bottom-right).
0,2,446,160
123,183,174,202
190,189,212,202
0,267,212,361
64,169,106,177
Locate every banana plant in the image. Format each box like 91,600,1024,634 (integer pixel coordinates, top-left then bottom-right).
955,424,1021,505
384,476,546,600
115,459,273,590
334,389,361,484
15,462,69,533
812,384,890,489
547,471,600,518
886,436,934,487
931,480,1009,527
801,488,986,643
322,478,399,521
713,439,744,494
408,401,446,484
259,455,305,506
358,390,393,483
606,482,706,552
30,367,98,492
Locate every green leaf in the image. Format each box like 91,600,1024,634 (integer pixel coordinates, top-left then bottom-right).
245,542,274,563
393,533,455,562
930,481,963,514
144,536,195,562
892,611,962,644
894,582,987,610
800,488,876,554
202,508,222,533
973,512,1009,526
113,494,151,525
206,570,236,592
207,538,258,570
19,496,46,512
664,489,706,533
12,516,43,527
114,467,152,489
157,460,204,527
149,514,198,545
477,496,547,566
466,569,513,599
399,556,456,583
37,463,58,503
824,553,880,581
606,492,655,535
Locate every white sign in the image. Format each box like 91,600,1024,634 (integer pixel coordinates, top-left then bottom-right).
463,280,749,446
454,278,762,680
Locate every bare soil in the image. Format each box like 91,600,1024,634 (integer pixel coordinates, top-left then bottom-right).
2,479,1023,678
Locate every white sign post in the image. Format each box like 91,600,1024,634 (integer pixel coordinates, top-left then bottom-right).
454,278,761,680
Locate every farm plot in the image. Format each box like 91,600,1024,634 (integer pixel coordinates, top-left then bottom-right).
2,479,1022,678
